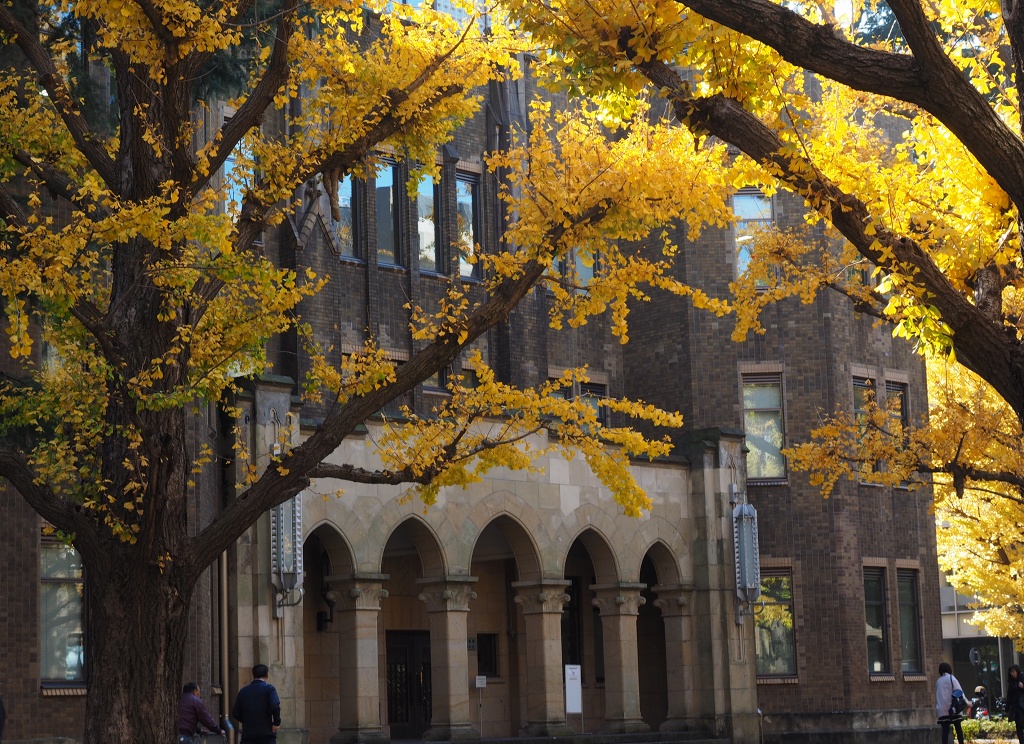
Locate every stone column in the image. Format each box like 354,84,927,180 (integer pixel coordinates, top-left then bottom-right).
417,576,480,741
511,580,575,737
330,575,390,744
652,583,697,732
591,583,650,734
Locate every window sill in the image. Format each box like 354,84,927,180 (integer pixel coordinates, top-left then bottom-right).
337,255,365,265
869,674,896,682
748,479,788,487
41,684,88,696
757,676,799,685
378,262,407,273
902,673,928,682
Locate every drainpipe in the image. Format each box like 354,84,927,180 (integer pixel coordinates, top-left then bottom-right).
220,550,233,744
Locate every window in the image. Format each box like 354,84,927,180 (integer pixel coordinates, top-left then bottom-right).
561,576,582,668
885,381,908,439
864,567,890,674
376,162,401,265
756,570,796,677
323,173,358,258
456,175,480,279
853,377,880,476
223,132,261,243
557,249,597,292
477,633,499,677
578,383,609,427
416,173,441,272
898,569,922,673
734,189,773,283
41,541,86,682
742,374,786,481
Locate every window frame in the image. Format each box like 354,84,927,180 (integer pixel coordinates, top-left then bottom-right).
897,568,922,674
863,567,891,676
375,160,403,267
456,173,481,280
742,373,787,483
415,172,442,274
755,569,797,678
733,188,774,284
325,172,360,260
476,633,500,678
40,538,87,685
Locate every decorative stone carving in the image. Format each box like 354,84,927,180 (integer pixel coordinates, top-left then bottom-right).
511,579,571,613
327,575,389,612
651,582,696,618
591,583,647,616
416,576,479,612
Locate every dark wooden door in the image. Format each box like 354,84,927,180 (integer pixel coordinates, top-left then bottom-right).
386,630,431,740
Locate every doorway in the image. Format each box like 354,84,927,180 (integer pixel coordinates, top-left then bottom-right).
386,630,432,739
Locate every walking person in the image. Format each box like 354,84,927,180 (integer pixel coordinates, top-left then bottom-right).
936,662,966,744
1008,664,1024,743
179,682,225,744
231,665,281,744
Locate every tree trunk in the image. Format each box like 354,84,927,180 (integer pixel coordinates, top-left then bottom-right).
82,549,194,744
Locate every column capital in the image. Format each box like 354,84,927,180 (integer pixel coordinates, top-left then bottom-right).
651,582,696,618
512,579,571,614
325,574,390,611
416,575,479,613
590,582,647,616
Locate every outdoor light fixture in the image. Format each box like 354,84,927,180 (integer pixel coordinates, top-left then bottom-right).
271,494,304,617
732,485,762,624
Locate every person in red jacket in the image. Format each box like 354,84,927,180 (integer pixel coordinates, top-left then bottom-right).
178,682,225,743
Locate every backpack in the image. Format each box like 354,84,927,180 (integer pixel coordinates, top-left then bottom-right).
949,677,968,716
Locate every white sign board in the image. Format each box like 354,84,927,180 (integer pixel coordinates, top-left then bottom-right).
475,675,487,689
564,664,582,714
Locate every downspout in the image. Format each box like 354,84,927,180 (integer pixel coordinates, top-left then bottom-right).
220,550,233,744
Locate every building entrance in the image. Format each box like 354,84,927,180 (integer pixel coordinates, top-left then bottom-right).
386,630,432,739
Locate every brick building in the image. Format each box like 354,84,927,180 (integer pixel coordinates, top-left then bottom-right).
1,56,939,744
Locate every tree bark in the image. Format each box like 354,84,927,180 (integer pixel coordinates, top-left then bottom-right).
82,545,194,744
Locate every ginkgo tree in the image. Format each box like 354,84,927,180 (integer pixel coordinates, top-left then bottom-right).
501,0,1024,636
0,2,753,743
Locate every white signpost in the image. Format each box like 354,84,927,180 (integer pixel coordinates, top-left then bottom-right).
565,663,583,730
476,675,487,734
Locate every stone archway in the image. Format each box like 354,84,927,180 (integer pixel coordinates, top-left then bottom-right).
467,515,548,737
638,543,678,730
302,523,357,744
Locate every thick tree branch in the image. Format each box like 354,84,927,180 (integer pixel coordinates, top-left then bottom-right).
635,57,1024,418
0,183,27,228
0,6,117,188
675,0,1024,213
188,0,298,203
13,150,113,221
0,440,94,544
184,204,608,578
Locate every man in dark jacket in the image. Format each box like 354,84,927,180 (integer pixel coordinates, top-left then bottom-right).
231,665,281,744
178,682,224,743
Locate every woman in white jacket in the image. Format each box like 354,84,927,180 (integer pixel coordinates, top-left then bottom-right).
936,661,966,744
